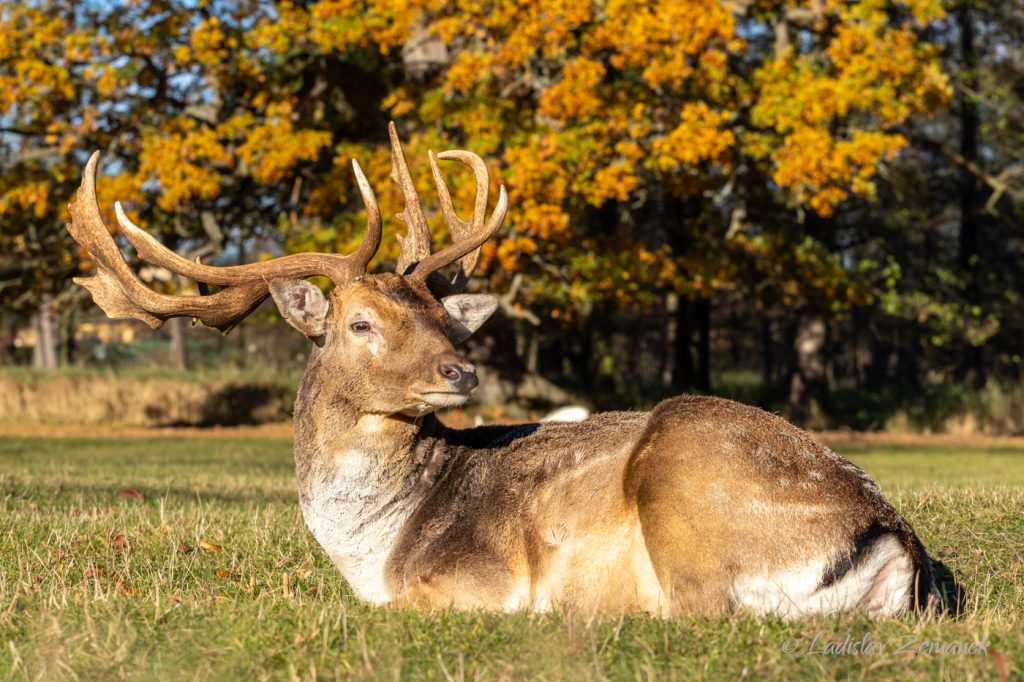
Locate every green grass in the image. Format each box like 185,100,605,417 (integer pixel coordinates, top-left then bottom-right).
0,433,1021,680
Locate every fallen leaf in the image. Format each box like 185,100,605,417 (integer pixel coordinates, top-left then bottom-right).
177,542,194,553
110,534,130,551
84,566,104,579
214,569,232,579
198,540,222,553
115,580,138,596
118,488,144,500
989,648,1008,682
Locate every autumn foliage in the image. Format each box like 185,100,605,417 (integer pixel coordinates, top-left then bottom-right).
0,0,951,318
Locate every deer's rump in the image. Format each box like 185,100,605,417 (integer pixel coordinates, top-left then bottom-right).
624,396,935,616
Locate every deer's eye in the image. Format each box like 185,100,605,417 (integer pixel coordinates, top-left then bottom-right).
350,321,372,334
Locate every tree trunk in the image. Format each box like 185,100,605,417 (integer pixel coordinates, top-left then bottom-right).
0,317,14,365
169,316,188,372
789,316,828,424
695,297,711,392
32,296,59,371
579,318,595,394
526,332,539,374
761,315,774,388
661,292,679,388
64,308,77,365
956,2,985,388
671,298,695,392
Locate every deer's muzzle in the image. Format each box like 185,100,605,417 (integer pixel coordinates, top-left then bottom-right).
439,362,478,394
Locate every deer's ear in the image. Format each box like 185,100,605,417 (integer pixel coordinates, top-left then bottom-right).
442,294,498,343
269,279,329,343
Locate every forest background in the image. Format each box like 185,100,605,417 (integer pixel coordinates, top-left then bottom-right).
1,0,1022,433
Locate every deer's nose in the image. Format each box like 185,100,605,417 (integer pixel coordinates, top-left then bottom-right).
439,363,478,393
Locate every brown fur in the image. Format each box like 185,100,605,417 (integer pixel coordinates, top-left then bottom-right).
287,273,936,615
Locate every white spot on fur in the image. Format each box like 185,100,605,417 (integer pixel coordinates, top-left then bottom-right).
334,449,371,479
356,415,385,433
862,551,914,615
732,535,913,617
502,580,532,611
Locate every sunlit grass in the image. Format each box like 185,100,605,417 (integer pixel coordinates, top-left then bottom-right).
1,433,1021,679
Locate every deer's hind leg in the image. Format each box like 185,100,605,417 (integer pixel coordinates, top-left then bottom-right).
623,398,823,617
626,449,737,615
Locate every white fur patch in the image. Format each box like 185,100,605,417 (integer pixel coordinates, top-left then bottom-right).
502,580,533,611
732,535,913,617
300,425,420,604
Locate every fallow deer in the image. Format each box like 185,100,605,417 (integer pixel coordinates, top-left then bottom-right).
67,123,938,617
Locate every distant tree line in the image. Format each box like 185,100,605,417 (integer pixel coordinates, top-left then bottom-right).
0,1,1020,426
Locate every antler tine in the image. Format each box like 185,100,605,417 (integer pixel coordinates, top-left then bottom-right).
348,158,383,274
389,121,432,275
113,160,380,286
409,182,508,284
70,151,382,333
427,149,490,291
69,152,268,331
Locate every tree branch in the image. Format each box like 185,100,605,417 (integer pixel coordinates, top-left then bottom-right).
913,134,1024,214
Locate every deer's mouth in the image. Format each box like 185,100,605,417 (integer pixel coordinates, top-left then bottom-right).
415,391,471,408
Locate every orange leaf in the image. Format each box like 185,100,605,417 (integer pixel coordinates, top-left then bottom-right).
84,566,104,579
214,569,232,579
118,488,144,500
115,580,138,596
110,534,130,551
989,648,1008,682
199,540,223,553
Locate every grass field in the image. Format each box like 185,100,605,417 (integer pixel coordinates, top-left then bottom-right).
1,428,1021,680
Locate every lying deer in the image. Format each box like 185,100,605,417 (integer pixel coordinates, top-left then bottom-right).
67,123,938,617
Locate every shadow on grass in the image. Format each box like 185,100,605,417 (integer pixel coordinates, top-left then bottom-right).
148,384,293,427
933,559,967,617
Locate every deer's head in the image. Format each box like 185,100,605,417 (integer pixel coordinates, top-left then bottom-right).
67,122,507,416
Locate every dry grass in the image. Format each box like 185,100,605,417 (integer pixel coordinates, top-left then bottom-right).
0,431,1021,680
0,372,294,427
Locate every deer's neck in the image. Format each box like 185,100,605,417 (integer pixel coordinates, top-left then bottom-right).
292,378,445,604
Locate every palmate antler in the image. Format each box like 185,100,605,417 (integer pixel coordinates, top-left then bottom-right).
388,121,508,293
68,152,381,333
67,123,507,333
